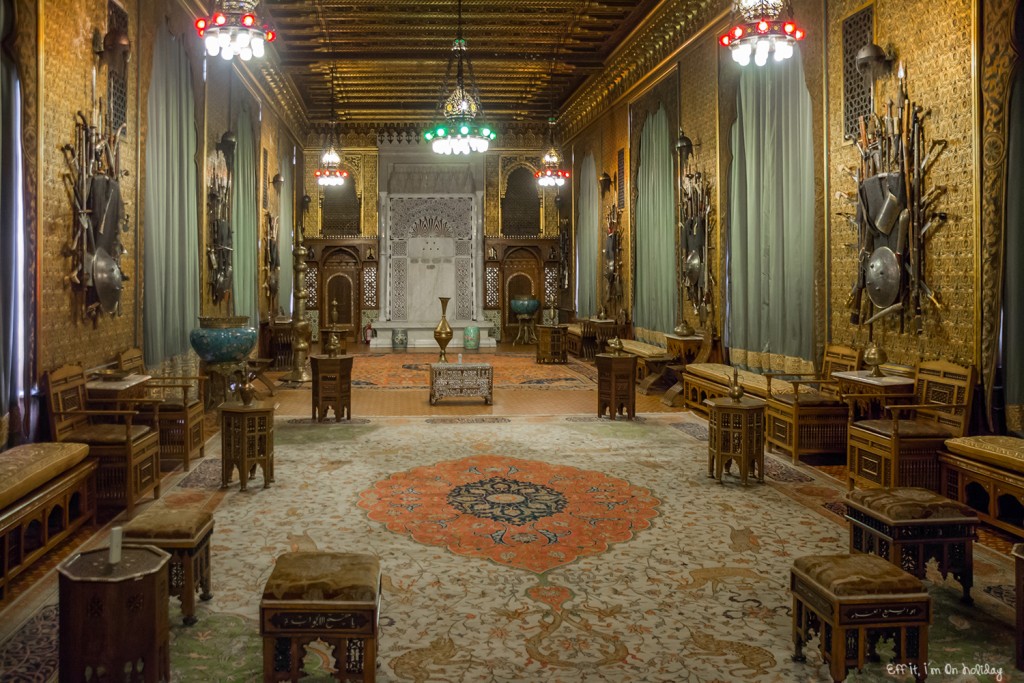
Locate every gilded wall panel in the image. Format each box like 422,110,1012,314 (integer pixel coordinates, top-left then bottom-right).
484,155,500,236
827,0,977,369
301,148,378,239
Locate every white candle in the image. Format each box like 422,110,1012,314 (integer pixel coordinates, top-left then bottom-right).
109,526,123,565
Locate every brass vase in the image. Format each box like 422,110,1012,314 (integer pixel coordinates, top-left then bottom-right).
728,367,745,402
434,297,453,362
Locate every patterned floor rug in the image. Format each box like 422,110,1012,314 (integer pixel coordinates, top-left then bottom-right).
0,414,1017,682
348,352,597,389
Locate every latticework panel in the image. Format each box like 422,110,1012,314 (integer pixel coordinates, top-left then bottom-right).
501,168,541,236
485,264,500,308
107,1,128,131
617,148,626,209
363,264,377,308
544,264,559,304
842,6,874,140
305,263,319,308
322,184,361,236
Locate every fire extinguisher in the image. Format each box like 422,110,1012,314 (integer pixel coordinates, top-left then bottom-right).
363,321,374,344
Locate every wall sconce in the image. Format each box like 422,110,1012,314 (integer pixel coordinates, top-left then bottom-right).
271,173,285,192
599,172,613,196
301,194,312,213
856,43,895,79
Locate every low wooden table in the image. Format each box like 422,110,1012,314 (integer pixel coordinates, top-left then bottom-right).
59,545,171,683
221,400,275,490
832,369,914,419
596,352,636,420
706,395,765,485
536,324,568,364
845,487,978,604
430,363,493,405
85,373,152,403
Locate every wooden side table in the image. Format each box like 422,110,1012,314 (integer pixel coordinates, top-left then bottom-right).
596,353,637,420
832,369,914,419
706,395,765,485
311,354,354,421
536,324,568,364
59,545,171,683
221,400,275,491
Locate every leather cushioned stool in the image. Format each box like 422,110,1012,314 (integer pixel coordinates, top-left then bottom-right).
123,505,214,625
846,487,978,603
260,552,381,682
791,553,930,683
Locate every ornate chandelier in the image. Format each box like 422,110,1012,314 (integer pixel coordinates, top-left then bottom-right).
314,131,347,187
195,0,276,62
423,0,496,155
536,118,569,187
719,0,805,67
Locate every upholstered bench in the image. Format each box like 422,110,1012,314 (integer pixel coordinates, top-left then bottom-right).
123,504,214,625
618,339,675,393
939,435,1024,537
846,487,978,603
261,551,381,682
0,442,96,600
684,363,803,415
791,553,930,683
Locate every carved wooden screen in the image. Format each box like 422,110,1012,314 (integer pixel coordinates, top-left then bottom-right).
502,248,541,338
322,182,361,236
320,248,361,339
501,168,541,236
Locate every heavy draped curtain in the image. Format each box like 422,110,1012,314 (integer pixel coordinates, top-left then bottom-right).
277,147,294,315
633,105,676,333
575,153,599,317
1,0,25,446
727,49,815,372
143,23,200,365
232,105,260,327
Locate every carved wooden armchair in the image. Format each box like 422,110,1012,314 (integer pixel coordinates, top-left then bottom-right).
118,348,206,472
846,359,976,492
764,344,863,464
43,365,161,517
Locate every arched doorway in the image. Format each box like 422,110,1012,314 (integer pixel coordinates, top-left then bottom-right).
320,247,361,341
502,246,542,339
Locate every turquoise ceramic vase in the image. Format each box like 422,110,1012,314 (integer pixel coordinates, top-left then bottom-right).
463,325,480,350
189,316,258,363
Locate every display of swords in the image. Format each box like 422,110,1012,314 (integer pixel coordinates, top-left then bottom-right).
843,62,947,335
680,168,713,326
62,104,130,322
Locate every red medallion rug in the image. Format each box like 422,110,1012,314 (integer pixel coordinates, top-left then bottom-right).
358,454,660,573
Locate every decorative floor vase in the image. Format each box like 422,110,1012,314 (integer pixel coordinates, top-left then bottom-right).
392,328,408,351
189,316,258,363
434,297,453,362
463,325,479,351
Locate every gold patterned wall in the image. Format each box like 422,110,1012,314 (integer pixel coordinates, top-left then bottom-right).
826,0,978,369
37,0,141,373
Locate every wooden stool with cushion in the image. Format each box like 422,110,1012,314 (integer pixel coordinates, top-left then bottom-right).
791,553,930,683
845,487,978,603
123,505,214,625
261,551,381,682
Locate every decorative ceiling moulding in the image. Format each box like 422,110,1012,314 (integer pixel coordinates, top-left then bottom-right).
297,122,552,150
562,0,730,141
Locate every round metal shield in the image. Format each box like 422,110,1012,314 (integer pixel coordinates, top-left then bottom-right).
866,246,901,308
92,247,124,314
684,250,701,286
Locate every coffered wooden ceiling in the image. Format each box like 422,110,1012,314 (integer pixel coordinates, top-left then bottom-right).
264,0,662,126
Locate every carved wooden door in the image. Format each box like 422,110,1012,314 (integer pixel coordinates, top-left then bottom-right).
502,248,542,339
320,248,362,341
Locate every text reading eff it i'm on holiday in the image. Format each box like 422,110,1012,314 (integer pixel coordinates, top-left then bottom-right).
887,662,1005,681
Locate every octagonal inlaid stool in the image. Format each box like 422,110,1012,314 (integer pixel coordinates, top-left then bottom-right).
791,554,930,683
123,505,214,626
845,487,978,604
260,552,381,682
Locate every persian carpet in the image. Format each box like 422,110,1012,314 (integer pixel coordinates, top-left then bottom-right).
0,414,1017,682
349,352,597,389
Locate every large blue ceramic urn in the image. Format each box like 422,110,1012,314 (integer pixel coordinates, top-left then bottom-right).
189,316,258,363
509,295,540,316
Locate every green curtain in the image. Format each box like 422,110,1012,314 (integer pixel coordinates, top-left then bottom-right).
277,146,293,316
232,104,260,327
633,105,676,332
1003,55,1024,432
727,49,815,372
1,0,25,446
575,153,599,317
143,23,200,365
